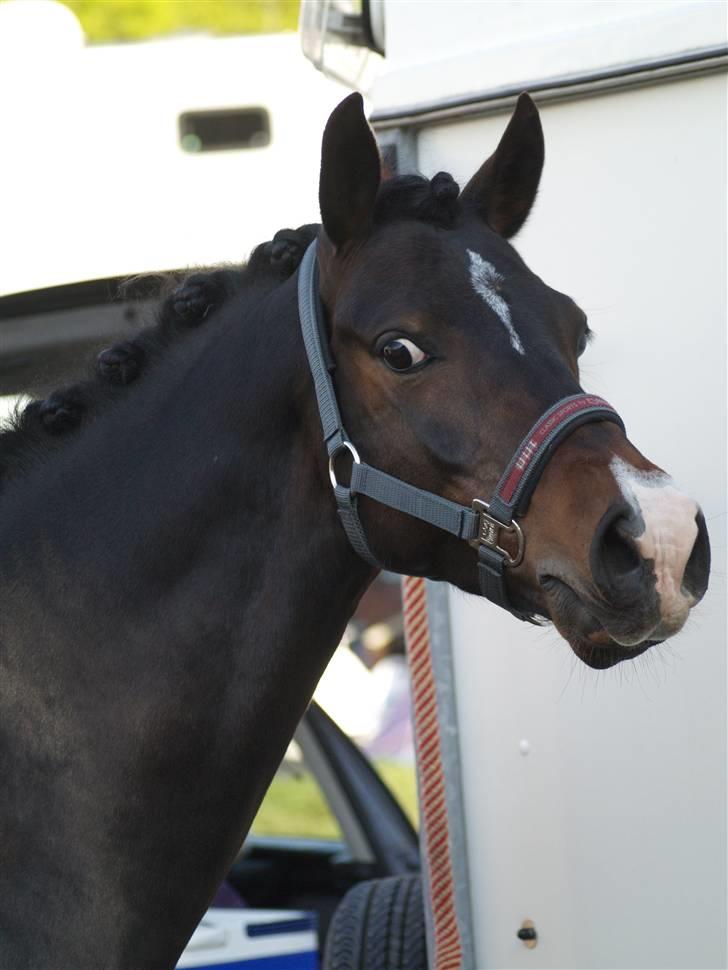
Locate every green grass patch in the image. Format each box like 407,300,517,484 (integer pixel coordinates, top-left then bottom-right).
61,1,300,44
375,761,419,830
251,768,342,840
251,760,419,840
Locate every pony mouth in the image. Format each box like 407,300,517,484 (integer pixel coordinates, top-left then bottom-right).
539,575,662,669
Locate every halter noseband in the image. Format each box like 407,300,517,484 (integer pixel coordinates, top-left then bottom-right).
298,240,624,624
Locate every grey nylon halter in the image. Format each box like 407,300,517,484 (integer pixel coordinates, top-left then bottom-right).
298,240,624,624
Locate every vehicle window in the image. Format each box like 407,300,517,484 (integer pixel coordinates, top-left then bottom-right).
251,740,343,841
178,107,271,153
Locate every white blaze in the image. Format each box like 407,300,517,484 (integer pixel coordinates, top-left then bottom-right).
610,456,699,627
467,249,524,355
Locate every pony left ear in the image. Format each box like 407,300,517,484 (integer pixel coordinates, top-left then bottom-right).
319,93,382,250
460,93,544,239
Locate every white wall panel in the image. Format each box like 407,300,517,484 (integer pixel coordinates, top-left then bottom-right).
373,1,724,114
418,74,726,969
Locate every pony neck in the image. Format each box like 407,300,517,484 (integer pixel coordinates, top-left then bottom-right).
0,273,376,969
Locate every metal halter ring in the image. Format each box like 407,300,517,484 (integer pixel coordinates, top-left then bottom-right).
469,499,525,567
328,440,361,489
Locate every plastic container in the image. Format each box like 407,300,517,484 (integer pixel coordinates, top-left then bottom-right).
176,908,318,970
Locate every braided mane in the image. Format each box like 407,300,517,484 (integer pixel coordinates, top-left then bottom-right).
0,172,461,494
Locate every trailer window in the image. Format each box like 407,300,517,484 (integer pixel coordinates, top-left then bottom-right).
179,108,271,153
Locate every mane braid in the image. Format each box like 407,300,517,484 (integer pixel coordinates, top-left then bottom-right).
0,229,317,495
0,181,456,493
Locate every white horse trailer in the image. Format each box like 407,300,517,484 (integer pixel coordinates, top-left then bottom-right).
302,4,727,968
0,1,344,298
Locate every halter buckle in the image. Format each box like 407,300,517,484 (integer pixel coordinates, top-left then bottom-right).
470,499,525,567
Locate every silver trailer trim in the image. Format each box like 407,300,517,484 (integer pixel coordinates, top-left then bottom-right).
371,45,727,130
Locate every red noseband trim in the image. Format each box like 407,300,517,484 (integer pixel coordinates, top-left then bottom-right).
497,395,619,507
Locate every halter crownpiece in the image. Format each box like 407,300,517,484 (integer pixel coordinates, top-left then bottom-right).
298,240,625,623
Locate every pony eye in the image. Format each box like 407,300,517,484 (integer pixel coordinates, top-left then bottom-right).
381,338,428,372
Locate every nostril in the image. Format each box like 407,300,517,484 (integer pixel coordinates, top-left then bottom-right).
591,502,644,597
602,518,641,576
683,510,711,601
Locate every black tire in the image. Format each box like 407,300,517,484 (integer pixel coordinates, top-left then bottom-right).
323,874,426,970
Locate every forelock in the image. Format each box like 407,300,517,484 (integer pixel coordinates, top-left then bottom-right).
373,172,461,230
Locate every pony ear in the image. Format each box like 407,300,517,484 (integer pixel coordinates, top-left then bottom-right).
460,93,544,239
319,93,382,250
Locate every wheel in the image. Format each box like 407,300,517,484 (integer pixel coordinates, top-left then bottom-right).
323,874,426,970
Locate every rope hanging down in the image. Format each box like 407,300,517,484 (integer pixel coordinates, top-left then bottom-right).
403,576,462,970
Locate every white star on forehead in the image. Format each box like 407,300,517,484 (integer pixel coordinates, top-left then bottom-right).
467,249,524,355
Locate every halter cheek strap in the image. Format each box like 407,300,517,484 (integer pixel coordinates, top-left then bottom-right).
298,241,625,624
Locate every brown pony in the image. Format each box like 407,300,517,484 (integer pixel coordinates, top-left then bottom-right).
0,93,709,968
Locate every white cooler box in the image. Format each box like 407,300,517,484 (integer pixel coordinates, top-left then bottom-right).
176,908,318,970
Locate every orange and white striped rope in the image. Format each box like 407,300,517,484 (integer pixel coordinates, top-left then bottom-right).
403,575,462,970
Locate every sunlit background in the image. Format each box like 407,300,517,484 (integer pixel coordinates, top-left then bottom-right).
65,0,299,41
0,0,346,295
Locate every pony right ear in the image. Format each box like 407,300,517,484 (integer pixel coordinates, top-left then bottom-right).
319,93,381,250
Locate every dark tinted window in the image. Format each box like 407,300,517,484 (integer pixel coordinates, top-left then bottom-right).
179,108,271,153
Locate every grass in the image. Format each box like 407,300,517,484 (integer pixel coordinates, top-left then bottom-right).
61,0,299,43
251,760,419,840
